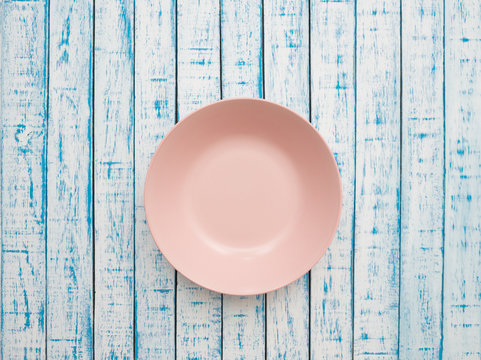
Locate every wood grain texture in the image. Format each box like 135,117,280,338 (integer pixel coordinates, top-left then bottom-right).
222,295,264,359
134,0,176,358
309,0,355,358
3,0,481,357
47,0,93,358
0,3,2,354
1,1,48,358
176,0,222,358
354,0,401,358
263,0,310,358
94,0,134,357
221,0,263,99
444,0,481,357
399,0,444,358
220,0,265,358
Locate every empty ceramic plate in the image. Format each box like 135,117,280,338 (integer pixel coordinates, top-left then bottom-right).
144,98,342,295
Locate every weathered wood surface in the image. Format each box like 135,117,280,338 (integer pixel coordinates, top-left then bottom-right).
1,1,48,358
444,0,481,358
47,0,93,358
354,0,401,358
400,0,444,358
134,0,176,358
94,0,135,357
1,0,480,358
310,0,355,358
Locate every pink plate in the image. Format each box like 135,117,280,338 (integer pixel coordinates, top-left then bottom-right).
144,98,342,295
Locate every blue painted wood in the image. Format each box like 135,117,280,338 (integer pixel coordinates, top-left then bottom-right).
134,0,176,358
444,0,481,357
399,0,444,358
1,1,48,358
47,0,93,358
263,0,310,358
309,0,355,358
354,0,401,358
176,0,222,358
94,0,134,357
220,0,265,358
0,2,2,353
3,0,481,358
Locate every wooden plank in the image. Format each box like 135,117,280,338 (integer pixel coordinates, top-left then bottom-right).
399,0,444,358
222,295,264,359
47,0,93,358
220,0,265,358
1,1,48,358
221,0,263,99
309,0,355,358
444,0,481,357
176,0,222,358
94,0,134,357
263,0,310,358
134,0,176,358
0,2,2,354
353,0,400,358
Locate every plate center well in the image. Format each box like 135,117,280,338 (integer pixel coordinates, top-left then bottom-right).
183,134,301,252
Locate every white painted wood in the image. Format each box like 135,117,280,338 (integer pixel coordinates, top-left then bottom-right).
354,0,401,358
263,0,310,358
3,0,481,357
47,0,93,358
220,1,265,357
399,0,444,358
1,2,48,358
222,295,264,359
94,0,134,357
221,0,263,99
309,0,355,358
134,0,176,358
0,0,2,354
176,0,222,358
444,0,481,357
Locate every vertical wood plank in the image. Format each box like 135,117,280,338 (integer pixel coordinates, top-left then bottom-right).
309,0,355,358
263,0,310,358
221,0,263,99
0,0,2,353
444,0,481,357
176,0,222,358
94,0,134,357
47,0,93,358
354,0,401,358
220,0,265,358
399,0,444,358
0,2,2,353
1,1,48,358
134,0,176,358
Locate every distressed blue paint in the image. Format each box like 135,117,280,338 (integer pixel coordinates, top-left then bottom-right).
399,0,444,358
47,0,93,358
310,0,355,358
134,0,176,358
2,0,481,358
94,0,135,357
1,1,48,358
443,0,481,357
354,0,401,358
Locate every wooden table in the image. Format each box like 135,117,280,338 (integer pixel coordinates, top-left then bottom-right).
1,0,480,358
